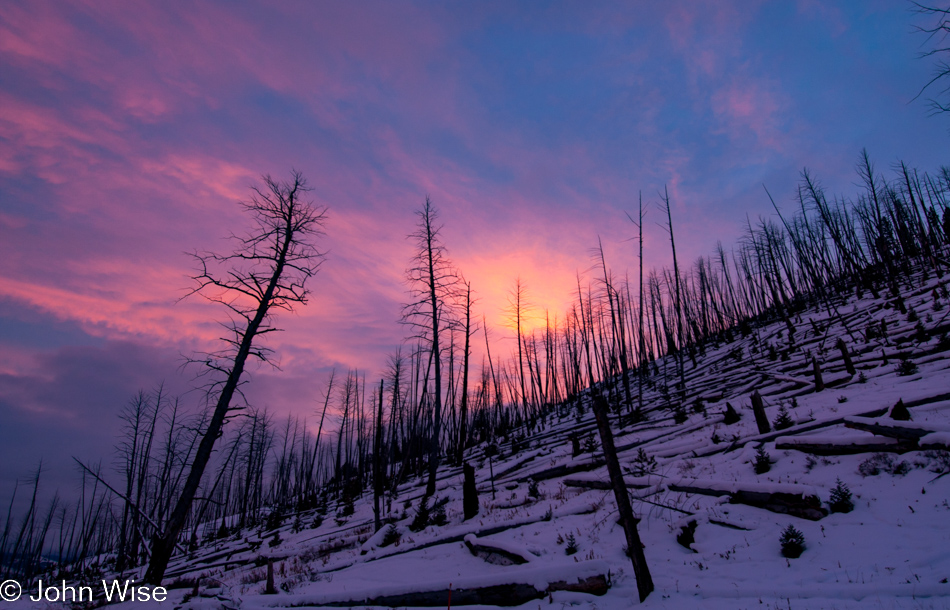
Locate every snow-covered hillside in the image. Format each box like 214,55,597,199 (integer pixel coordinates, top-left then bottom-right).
13,269,950,609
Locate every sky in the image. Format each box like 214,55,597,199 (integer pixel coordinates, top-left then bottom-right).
1,0,947,504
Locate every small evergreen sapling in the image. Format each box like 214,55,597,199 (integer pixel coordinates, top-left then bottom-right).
409,497,430,532
380,523,401,547
780,524,805,558
753,446,771,474
896,358,918,377
582,434,598,456
773,405,793,430
565,533,578,555
631,448,658,476
430,497,448,526
828,478,854,513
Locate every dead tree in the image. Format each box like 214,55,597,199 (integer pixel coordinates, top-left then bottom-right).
626,193,648,418
589,392,654,601
456,280,475,465
751,391,771,434
660,187,687,401
507,278,532,422
374,379,384,532
144,171,327,584
403,198,458,496
912,3,950,114
574,278,653,600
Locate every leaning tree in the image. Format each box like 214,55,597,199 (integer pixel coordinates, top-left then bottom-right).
145,170,327,584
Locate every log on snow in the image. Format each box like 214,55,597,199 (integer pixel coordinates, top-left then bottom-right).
668,483,827,520
730,489,827,521
302,574,609,607
843,417,936,441
523,459,605,482
463,534,530,565
563,478,612,490
774,439,917,455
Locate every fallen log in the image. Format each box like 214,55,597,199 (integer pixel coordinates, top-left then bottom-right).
275,561,610,607
463,534,531,565
667,483,731,498
919,431,950,451
563,478,612,490
843,417,938,441
775,439,917,455
667,482,827,520
494,453,540,480
521,459,605,482
767,373,811,386
303,575,609,607
731,489,827,521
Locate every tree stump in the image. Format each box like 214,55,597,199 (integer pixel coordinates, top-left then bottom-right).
723,402,741,425
264,559,276,594
463,462,479,520
836,338,856,376
751,391,771,434
812,357,824,392
890,399,911,421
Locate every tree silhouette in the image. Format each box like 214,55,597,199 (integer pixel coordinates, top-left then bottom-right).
913,3,950,114
402,198,459,496
145,170,327,584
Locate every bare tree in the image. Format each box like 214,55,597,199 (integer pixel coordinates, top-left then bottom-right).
455,279,476,465
144,171,327,584
912,3,950,114
506,278,532,421
402,198,458,496
660,187,687,401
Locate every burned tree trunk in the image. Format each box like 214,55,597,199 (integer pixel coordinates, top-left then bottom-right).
812,357,825,392
589,393,653,601
374,379,384,533
836,339,856,377
751,391,771,434
463,462,478,520
145,172,327,584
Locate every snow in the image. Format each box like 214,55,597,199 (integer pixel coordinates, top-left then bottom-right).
920,431,950,448
777,432,902,446
10,265,950,609
463,533,536,563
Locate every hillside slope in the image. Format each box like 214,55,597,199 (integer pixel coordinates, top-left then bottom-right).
15,268,950,609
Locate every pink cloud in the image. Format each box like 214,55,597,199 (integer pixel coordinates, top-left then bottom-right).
663,1,760,80
711,76,788,151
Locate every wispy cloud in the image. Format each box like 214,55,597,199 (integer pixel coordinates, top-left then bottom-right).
0,1,946,492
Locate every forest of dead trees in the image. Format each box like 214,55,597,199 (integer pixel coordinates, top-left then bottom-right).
2,151,950,585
